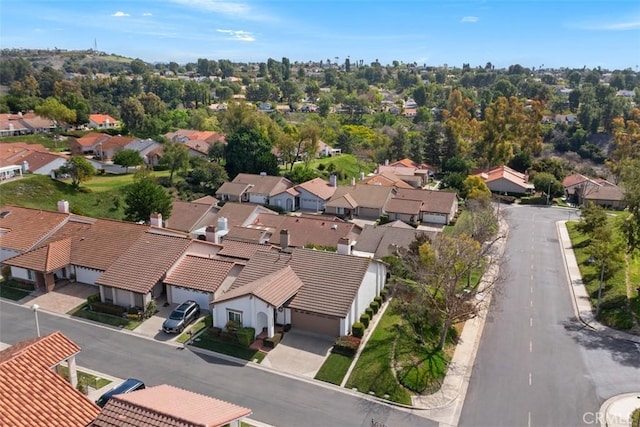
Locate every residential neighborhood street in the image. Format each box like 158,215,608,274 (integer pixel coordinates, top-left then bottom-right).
459,205,640,427
0,300,435,427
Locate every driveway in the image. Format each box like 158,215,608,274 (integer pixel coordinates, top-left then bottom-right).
261,330,334,378
21,281,96,314
132,300,177,341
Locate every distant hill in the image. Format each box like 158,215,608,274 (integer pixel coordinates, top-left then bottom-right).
0,48,134,74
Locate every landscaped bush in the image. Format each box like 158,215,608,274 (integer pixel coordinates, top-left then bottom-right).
1,279,35,291
599,293,628,310
370,300,380,314
374,295,383,306
220,330,239,343
91,302,126,317
87,293,100,305
145,300,157,319
209,326,222,337
352,322,365,338
236,327,255,347
359,313,370,328
380,288,388,301
263,332,284,348
365,307,374,318
332,335,361,357
519,196,547,205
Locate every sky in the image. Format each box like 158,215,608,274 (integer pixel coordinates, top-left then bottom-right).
1,0,639,70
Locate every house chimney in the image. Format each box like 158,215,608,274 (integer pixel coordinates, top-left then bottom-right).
260,171,267,176
217,216,228,232
337,237,351,255
57,200,69,214
384,159,389,166
22,160,29,173
150,213,162,227
351,177,356,186
359,171,365,181
205,225,217,243
280,229,290,249
329,174,337,187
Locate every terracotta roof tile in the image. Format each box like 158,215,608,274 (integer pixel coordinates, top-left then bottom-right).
384,198,422,215
3,237,71,273
294,177,337,200
0,332,100,427
224,226,271,242
165,200,218,233
216,265,303,306
215,181,252,197
164,255,236,293
0,205,69,252
75,132,111,147
91,384,251,427
232,173,294,196
212,203,278,229
217,239,279,260
96,232,191,293
327,185,394,210
89,114,118,125
393,188,458,214
229,248,372,317
263,215,361,248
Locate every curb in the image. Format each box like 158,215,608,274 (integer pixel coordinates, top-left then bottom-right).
598,393,640,427
556,220,640,345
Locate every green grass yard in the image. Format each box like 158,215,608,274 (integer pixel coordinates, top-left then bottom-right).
68,303,142,330
314,353,353,385
190,333,266,363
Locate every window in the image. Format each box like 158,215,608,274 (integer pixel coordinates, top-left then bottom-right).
227,310,242,325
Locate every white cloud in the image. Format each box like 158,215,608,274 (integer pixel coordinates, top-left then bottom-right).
170,0,250,17
143,12,153,17
216,29,255,41
575,19,640,31
461,16,479,23
112,11,130,17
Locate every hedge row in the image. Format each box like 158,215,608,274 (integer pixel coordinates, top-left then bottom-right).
332,335,361,357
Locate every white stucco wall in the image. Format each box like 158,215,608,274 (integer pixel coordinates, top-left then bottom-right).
213,295,273,337
297,188,324,211
345,261,386,334
74,266,102,285
249,194,269,205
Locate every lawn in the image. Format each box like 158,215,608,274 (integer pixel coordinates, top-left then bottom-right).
176,314,211,344
285,154,377,185
345,300,456,404
68,303,142,330
314,353,353,385
0,282,31,301
58,365,112,390
566,220,638,330
0,134,70,152
190,333,267,363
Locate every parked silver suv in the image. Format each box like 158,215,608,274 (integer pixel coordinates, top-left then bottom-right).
162,300,200,334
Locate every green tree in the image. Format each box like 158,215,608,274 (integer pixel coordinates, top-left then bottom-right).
160,142,190,183
184,161,229,196
576,202,608,236
120,97,145,135
58,156,95,189
224,126,278,178
462,175,491,200
112,149,144,173
35,97,76,129
620,158,640,252
531,172,563,200
124,174,173,223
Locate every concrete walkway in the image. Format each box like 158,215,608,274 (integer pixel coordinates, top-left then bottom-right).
261,330,334,378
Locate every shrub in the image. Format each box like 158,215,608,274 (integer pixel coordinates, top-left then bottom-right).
359,313,370,328
87,293,100,305
236,327,256,347
209,326,222,337
264,332,283,348
365,307,374,318
352,322,365,338
380,288,388,301
332,335,361,357
91,302,126,317
145,300,157,318
220,330,238,342
370,300,380,314
374,295,383,306
225,320,241,332
599,294,627,310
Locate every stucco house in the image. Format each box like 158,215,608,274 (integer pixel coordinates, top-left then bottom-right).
212,248,387,338
90,385,252,427
581,184,626,210
1,332,100,427
279,176,338,212
216,173,294,205
475,165,534,195
391,188,459,225
353,221,436,259
88,114,119,130
325,184,396,220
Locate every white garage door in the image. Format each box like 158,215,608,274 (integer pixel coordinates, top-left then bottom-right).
170,286,210,310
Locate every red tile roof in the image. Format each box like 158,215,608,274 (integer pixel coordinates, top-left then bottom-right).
393,188,458,214
164,255,236,293
95,232,191,293
0,205,69,252
75,132,111,147
217,239,279,260
216,265,303,306
3,237,71,273
232,173,294,197
90,384,251,427
0,332,100,427
294,177,337,200
89,114,118,125
229,248,373,317
384,198,422,215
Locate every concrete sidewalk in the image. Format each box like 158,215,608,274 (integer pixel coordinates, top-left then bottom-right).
598,393,640,427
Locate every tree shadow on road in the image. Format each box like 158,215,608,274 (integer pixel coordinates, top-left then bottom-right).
562,318,640,368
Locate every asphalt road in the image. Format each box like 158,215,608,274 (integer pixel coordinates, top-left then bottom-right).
459,205,640,427
0,300,435,427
